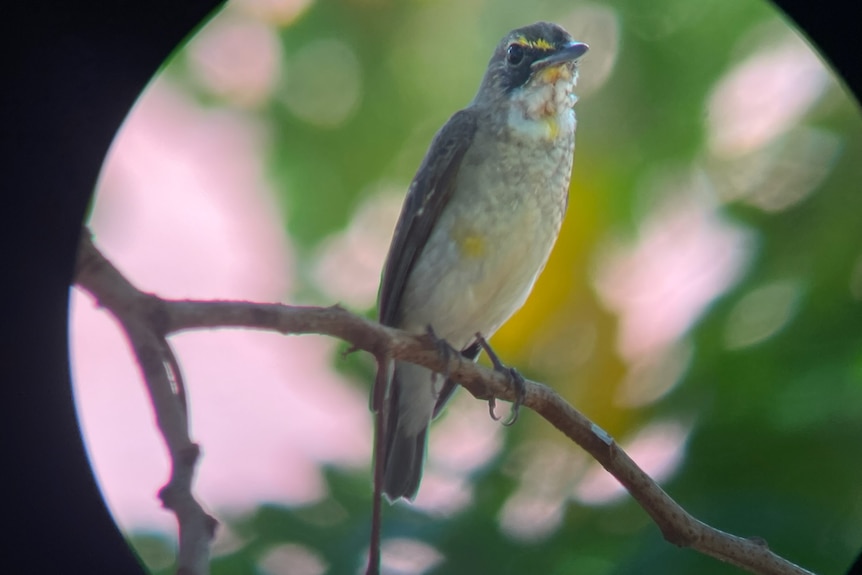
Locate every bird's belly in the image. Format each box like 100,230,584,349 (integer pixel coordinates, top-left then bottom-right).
400,201,559,349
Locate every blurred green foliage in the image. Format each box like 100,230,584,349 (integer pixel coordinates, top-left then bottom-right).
139,0,862,573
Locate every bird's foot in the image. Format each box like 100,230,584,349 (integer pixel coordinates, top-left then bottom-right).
424,325,460,387
475,333,526,426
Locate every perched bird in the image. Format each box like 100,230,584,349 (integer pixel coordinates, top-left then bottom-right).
377,22,588,501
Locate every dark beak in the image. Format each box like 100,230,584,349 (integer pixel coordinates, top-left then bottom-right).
532,41,589,70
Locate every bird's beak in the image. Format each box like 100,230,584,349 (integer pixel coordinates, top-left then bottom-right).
532,41,589,70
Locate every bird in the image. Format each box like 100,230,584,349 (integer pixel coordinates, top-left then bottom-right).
376,21,588,501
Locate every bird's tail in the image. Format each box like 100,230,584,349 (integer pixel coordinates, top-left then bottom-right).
382,362,436,501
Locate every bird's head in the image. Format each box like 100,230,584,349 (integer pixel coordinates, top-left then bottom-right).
475,22,589,120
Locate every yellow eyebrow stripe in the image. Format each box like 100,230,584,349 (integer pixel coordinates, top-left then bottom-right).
515,36,554,51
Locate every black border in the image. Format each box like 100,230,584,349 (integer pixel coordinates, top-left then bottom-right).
2,2,223,572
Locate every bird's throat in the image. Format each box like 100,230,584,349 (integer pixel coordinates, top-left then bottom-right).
508,64,578,141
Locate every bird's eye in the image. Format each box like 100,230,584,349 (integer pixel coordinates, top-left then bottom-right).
506,43,525,66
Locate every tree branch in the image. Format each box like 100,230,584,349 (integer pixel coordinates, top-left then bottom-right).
76,230,217,575
73,229,815,575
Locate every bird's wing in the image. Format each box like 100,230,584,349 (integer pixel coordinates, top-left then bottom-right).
377,108,479,327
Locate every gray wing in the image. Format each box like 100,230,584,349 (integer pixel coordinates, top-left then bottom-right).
378,108,479,327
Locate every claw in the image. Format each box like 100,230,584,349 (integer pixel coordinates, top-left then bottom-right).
475,332,527,426
502,367,526,426
487,396,501,421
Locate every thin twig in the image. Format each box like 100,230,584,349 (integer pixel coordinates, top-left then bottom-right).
76,230,217,575
365,356,390,575
74,229,815,575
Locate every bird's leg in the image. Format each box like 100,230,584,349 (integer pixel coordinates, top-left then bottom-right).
424,324,460,393
475,333,526,426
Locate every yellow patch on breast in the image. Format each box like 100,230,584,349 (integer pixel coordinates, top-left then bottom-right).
451,225,486,259
544,117,559,140
458,234,486,258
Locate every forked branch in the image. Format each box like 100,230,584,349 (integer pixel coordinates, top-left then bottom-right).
74,228,814,575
